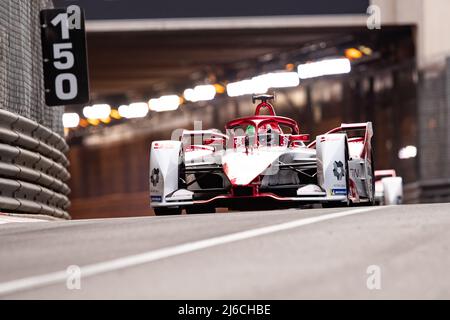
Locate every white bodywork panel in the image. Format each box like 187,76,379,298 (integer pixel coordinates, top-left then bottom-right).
222,146,285,185
382,177,403,205
149,140,181,205
184,147,215,165
316,133,348,199
297,184,326,196
348,158,371,199
261,147,315,187
348,141,364,159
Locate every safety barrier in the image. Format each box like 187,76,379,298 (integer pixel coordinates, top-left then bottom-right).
404,179,450,204
0,109,71,219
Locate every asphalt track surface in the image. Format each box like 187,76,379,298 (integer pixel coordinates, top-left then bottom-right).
0,203,449,299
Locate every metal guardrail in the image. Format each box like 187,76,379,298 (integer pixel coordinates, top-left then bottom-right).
0,109,71,219
404,179,450,204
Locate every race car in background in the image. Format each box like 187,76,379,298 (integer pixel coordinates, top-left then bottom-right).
375,169,403,205
149,94,375,215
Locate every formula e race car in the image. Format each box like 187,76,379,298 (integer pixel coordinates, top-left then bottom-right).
375,169,403,205
149,94,375,215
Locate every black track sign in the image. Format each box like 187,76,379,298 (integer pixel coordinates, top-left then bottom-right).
40,6,89,106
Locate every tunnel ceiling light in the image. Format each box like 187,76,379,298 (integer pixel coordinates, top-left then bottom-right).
87,118,100,126
359,45,373,56
297,58,351,79
79,118,88,128
227,72,300,97
118,102,149,119
184,85,216,102
253,72,300,89
344,48,363,60
285,63,295,71
83,104,111,120
226,79,268,97
100,117,111,124
149,95,181,112
398,145,417,160
110,109,122,120
214,83,225,94
62,113,80,128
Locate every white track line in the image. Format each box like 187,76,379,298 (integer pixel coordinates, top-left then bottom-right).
0,206,382,296
0,215,44,224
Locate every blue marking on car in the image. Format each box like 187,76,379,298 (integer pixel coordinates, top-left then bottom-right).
332,188,347,195
151,196,162,202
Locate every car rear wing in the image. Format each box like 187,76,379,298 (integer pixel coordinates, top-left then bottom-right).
308,122,373,156
326,122,373,134
375,169,397,178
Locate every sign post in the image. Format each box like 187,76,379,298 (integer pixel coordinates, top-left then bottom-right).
40,6,90,106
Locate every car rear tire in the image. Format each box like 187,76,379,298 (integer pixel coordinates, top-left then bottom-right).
322,201,349,208
153,207,182,216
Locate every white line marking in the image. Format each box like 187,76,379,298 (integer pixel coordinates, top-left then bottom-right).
0,206,382,296
0,216,44,224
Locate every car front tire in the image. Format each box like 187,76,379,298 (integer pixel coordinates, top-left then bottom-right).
185,205,215,214
153,207,182,216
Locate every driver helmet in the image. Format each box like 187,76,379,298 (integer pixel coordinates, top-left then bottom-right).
245,125,255,136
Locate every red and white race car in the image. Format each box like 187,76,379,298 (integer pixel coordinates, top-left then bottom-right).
149,95,375,215
374,169,403,205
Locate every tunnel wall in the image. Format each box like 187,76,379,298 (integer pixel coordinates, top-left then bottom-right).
407,58,450,203
0,0,71,219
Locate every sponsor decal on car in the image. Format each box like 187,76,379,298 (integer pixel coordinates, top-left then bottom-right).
325,136,342,142
333,161,345,180
151,196,162,202
150,168,160,187
331,188,347,195
154,142,177,149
